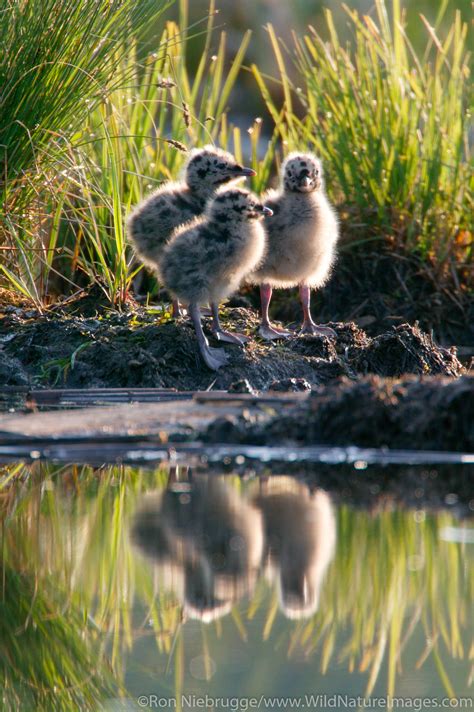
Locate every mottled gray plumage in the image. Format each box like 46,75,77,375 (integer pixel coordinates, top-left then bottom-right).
160,187,271,370
127,145,255,269
247,152,339,338
161,188,267,305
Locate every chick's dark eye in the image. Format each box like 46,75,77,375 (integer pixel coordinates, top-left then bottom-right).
217,162,226,169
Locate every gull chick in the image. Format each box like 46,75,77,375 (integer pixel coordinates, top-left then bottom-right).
127,145,255,319
248,152,339,339
160,187,271,370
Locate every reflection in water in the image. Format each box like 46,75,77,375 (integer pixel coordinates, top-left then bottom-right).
132,474,336,623
0,462,472,710
132,474,264,622
255,477,336,619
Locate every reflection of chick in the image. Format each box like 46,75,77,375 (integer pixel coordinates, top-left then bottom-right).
127,146,255,318
253,477,336,619
131,477,264,622
247,152,339,339
160,188,271,370
132,505,231,623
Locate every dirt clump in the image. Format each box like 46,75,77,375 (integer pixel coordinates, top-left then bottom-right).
0,296,465,390
347,323,461,377
203,375,474,452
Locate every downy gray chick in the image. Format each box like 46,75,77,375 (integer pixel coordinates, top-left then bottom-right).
247,152,339,339
160,187,271,370
127,145,255,327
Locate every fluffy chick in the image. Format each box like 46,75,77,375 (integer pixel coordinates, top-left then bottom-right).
160,187,271,370
127,145,255,319
247,152,339,339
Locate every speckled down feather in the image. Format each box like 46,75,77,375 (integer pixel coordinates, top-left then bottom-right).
160,188,267,306
126,146,249,269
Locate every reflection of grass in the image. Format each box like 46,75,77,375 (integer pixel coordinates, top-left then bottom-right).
0,566,118,711
1,463,472,705
274,506,472,696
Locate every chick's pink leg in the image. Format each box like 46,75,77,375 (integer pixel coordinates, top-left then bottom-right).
258,283,291,340
299,284,336,337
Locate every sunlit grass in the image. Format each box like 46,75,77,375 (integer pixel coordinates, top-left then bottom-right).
0,0,255,306
253,0,472,287
1,0,471,307
1,463,472,708
59,8,253,304
0,0,172,305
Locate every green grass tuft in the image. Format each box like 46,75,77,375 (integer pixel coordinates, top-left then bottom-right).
254,0,472,288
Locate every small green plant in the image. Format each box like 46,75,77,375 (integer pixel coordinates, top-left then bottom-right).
39,341,92,386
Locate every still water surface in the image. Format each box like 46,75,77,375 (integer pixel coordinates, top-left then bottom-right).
1,463,472,711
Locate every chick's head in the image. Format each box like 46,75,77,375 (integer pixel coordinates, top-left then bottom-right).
185,145,256,195
282,152,322,193
208,187,273,222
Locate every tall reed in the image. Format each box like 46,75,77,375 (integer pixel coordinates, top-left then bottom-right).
254,0,472,286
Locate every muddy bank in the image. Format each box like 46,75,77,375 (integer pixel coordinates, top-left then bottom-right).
1,376,472,454
0,295,465,390
135,244,474,347
204,375,474,452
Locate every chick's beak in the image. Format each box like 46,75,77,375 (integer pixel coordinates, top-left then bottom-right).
262,205,273,217
232,165,257,177
300,175,312,189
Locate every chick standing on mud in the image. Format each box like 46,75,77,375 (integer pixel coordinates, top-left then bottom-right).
126,145,255,324
160,187,272,371
247,152,339,339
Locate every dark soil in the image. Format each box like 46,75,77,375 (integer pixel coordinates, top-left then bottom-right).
203,375,474,452
242,244,474,347
0,288,465,391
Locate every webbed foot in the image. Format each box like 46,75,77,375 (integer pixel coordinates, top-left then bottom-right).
258,324,293,340
212,329,249,346
300,321,337,338
201,345,230,371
